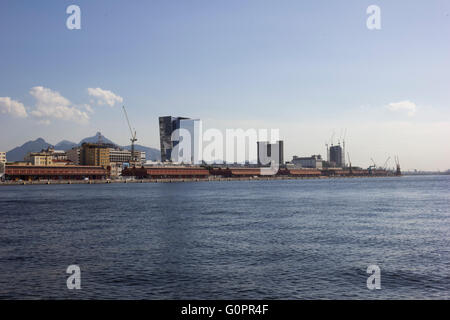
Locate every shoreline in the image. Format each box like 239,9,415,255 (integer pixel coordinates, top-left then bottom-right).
0,175,398,186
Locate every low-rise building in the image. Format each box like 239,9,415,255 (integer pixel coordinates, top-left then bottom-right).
122,166,209,179
25,147,55,166
291,155,323,169
24,147,69,166
108,148,146,176
52,150,67,161
109,148,145,164
4,164,107,180
109,148,132,163
108,162,123,177
137,151,146,165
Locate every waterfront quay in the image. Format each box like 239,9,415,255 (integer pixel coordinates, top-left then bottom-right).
0,174,397,186
1,163,400,186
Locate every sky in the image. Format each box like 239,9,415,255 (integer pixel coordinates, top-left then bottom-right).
0,0,449,170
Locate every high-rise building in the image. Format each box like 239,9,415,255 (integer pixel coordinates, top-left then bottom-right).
80,143,110,168
66,147,81,165
0,152,6,178
159,116,202,164
159,116,186,162
329,144,344,167
257,141,284,166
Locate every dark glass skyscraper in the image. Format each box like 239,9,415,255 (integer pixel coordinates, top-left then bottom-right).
159,116,185,162
159,116,202,163
329,144,344,167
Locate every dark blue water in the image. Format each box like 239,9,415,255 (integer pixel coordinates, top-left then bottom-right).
0,175,449,299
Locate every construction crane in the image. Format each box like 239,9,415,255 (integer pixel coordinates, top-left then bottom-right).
368,158,377,175
394,156,401,176
347,152,352,174
122,106,137,164
383,156,391,170
342,129,347,167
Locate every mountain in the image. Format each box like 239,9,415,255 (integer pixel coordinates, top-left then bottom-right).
6,138,52,162
79,132,160,160
6,133,161,162
123,144,160,161
79,132,116,146
54,140,77,151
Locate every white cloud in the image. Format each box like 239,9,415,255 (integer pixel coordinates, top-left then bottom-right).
87,87,123,107
0,97,28,118
82,104,94,114
386,100,417,117
29,86,89,125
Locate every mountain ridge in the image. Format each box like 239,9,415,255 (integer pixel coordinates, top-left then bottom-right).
6,134,160,161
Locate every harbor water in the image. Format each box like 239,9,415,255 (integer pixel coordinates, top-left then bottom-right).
0,175,449,299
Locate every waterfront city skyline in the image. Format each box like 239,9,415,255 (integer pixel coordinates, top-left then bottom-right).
1,1,449,171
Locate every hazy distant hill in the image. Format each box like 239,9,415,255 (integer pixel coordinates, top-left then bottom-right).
54,140,77,151
6,133,160,162
123,144,160,161
6,138,52,162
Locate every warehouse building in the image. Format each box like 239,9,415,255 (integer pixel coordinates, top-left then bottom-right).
4,165,107,181
291,155,323,169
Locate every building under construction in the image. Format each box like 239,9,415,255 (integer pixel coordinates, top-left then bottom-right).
328,144,345,168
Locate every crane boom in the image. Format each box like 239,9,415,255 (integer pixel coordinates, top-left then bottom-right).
122,106,138,163
347,152,352,174
122,106,135,139
383,156,391,170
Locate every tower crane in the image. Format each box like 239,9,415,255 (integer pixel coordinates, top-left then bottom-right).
368,158,377,175
122,106,137,164
347,152,353,174
395,156,401,176
383,156,391,170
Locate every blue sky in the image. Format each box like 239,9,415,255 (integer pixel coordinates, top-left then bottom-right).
1,0,449,170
